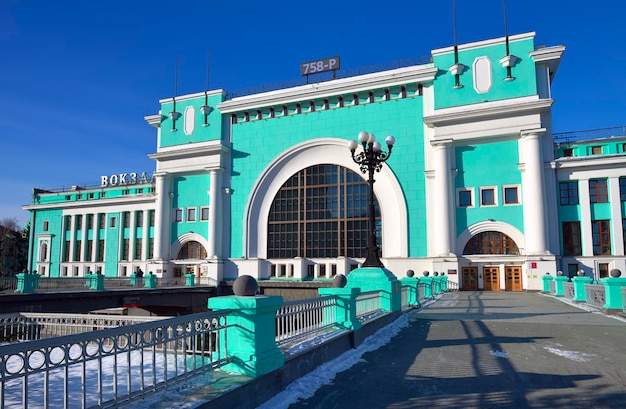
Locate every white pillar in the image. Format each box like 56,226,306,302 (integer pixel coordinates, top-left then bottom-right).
91,214,99,262
431,139,453,256
141,210,150,260
153,172,172,260
207,168,222,258
69,215,76,262
609,177,624,256
80,214,87,262
578,179,594,257
521,129,548,254
129,211,136,261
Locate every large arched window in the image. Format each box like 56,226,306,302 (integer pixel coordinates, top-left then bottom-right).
463,231,519,255
177,241,207,259
267,164,380,258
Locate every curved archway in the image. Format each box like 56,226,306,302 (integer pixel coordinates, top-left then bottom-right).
244,138,408,259
171,233,210,260
457,221,525,255
463,231,519,255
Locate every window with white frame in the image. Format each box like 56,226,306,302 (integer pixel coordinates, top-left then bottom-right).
187,207,196,222
200,206,210,221
503,185,521,205
457,188,474,207
174,208,183,223
479,187,497,206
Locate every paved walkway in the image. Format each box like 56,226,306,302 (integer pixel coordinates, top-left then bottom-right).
288,292,626,409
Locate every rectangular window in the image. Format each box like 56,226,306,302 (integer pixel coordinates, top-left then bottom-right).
562,221,582,256
63,240,70,262
599,263,609,279
148,238,154,259
43,221,49,232
86,240,93,261
619,177,626,201
592,220,611,255
503,186,520,205
591,145,603,155
135,238,142,260
136,211,143,227
87,214,93,230
559,181,579,205
122,239,129,261
65,216,71,230
567,264,579,279
187,207,196,222
110,216,116,228
149,210,155,227
480,187,496,206
458,189,473,207
98,214,105,229
76,215,83,229
589,179,608,203
74,240,81,262
563,148,573,157
200,206,210,221
123,212,130,228
174,208,183,223
97,239,105,262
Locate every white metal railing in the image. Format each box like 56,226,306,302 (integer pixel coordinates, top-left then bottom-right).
0,311,230,409
275,296,336,347
36,277,88,291
0,278,17,293
0,313,166,342
356,290,382,322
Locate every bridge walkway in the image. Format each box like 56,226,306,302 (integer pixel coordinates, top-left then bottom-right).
282,291,626,409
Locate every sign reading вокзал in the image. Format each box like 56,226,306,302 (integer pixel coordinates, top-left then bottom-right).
100,172,155,187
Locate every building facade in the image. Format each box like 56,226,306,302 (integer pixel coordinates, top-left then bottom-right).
27,31,620,291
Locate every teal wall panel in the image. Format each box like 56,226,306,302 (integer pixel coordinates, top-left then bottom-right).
160,93,224,148
171,174,211,242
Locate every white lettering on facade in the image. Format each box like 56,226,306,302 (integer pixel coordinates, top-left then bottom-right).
99,172,155,187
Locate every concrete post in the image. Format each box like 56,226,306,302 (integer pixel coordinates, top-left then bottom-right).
553,275,569,297
346,267,401,312
420,276,434,299
91,273,105,291
15,273,35,294
185,273,196,287
318,287,362,330
601,277,626,310
208,295,285,377
571,276,592,302
400,276,420,308
541,274,553,293
144,273,157,288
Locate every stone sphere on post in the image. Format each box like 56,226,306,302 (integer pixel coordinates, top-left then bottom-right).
332,274,347,288
233,275,258,296
406,269,415,278
577,270,585,277
422,271,430,277
610,269,622,278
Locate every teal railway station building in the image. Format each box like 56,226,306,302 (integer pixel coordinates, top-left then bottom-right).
23,32,626,291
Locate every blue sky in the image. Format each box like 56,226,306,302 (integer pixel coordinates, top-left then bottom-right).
1,1,625,228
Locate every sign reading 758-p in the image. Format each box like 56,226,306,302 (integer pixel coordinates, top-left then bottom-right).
300,57,340,75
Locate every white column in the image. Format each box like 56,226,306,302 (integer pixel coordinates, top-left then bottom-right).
153,172,172,260
431,139,453,256
141,210,150,260
68,215,76,262
129,211,136,261
521,129,548,254
81,214,88,262
91,214,99,262
578,179,593,256
609,177,624,256
207,169,222,258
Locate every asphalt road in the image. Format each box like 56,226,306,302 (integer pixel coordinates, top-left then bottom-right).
288,291,626,409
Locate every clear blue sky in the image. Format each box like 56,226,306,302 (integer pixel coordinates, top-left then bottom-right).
1,1,624,228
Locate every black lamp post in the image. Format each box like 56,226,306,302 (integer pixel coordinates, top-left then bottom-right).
348,131,395,268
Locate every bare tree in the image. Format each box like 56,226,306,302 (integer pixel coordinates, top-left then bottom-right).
0,218,28,276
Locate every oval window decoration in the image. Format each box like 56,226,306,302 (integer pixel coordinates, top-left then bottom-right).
473,56,492,94
183,106,195,135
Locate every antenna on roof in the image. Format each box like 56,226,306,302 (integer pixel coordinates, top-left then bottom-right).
451,0,463,88
201,51,212,126
503,0,515,80
169,56,181,131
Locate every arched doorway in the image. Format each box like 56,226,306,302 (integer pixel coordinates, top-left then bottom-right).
462,231,522,291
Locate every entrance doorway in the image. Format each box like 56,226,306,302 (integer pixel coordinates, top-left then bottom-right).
505,266,523,291
483,266,500,291
461,267,479,290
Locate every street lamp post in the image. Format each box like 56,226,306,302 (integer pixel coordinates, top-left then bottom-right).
348,131,395,268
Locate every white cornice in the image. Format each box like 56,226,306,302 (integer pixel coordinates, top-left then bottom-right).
217,65,437,113
423,96,552,127
144,114,164,128
159,89,226,104
148,141,230,161
530,45,566,79
553,154,626,171
432,32,536,56
23,194,156,211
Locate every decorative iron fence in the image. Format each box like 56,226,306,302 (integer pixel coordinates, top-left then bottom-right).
356,290,383,322
0,311,230,409
0,278,17,294
275,296,336,347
